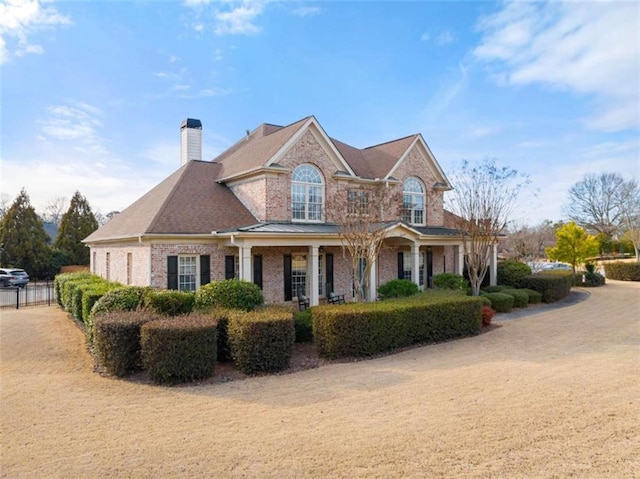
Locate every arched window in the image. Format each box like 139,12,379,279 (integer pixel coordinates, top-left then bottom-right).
402,177,425,225
291,164,324,221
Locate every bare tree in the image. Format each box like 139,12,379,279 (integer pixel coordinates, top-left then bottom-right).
326,182,400,301
0,194,11,220
564,173,628,238
619,179,640,261
503,220,555,264
446,158,529,296
41,196,68,226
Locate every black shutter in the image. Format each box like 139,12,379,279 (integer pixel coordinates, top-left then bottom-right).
397,252,404,279
283,254,292,301
253,255,263,289
200,255,210,286
225,255,235,280
167,256,178,290
427,250,433,288
326,253,334,293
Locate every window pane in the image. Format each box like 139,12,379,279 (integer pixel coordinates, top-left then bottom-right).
179,256,197,292
292,254,307,296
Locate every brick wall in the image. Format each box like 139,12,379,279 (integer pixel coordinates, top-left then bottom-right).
91,243,150,286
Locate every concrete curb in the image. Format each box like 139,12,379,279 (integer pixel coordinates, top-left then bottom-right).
494,288,592,322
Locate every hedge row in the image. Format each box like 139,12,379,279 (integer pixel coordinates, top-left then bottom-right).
604,262,640,281
312,294,482,359
519,271,573,303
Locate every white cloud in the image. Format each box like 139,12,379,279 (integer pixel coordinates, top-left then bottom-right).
292,5,321,17
37,101,106,154
470,125,499,138
474,0,640,132
420,32,430,42
435,31,455,45
184,0,269,36
0,0,71,63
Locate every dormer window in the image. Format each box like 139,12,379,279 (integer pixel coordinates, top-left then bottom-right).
292,164,324,222
402,177,425,225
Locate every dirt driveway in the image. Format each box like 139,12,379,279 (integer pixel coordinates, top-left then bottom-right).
1,281,638,478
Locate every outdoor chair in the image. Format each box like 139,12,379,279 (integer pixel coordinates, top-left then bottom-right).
296,285,310,311
326,285,345,305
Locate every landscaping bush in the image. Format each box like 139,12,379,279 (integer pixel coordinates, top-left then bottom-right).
144,290,195,316
377,279,420,299
312,293,482,358
227,307,295,374
294,309,313,343
54,272,93,308
574,271,606,287
61,276,101,313
433,273,468,291
88,286,153,343
481,305,495,326
483,285,509,293
71,278,111,322
93,310,158,377
603,262,640,281
501,288,529,308
194,279,263,312
497,260,532,287
519,288,542,304
483,292,514,313
519,271,573,303
141,313,219,385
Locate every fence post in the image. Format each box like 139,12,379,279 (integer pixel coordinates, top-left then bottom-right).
15,286,20,310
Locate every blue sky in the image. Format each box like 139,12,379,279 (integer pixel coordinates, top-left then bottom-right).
1,0,638,226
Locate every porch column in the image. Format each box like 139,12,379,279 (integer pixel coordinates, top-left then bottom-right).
368,255,377,301
456,244,464,276
411,242,421,289
309,245,319,306
489,242,497,286
240,246,252,282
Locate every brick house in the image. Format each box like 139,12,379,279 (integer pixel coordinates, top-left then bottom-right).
84,116,496,305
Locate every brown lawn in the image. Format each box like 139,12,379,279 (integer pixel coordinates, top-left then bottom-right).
1,280,639,478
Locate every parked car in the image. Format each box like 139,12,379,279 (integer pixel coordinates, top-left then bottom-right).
540,262,572,271
0,268,30,288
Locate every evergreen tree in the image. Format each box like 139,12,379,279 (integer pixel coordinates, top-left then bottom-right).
0,189,52,276
54,191,99,265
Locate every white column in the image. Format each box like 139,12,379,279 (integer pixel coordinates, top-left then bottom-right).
411,243,421,289
367,255,377,301
309,245,319,306
240,246,252,282
489,242,497,286
456,244,464,276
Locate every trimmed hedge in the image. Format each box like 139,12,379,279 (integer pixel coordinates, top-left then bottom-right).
144,290,195,316
141,313,219,385
483,292,514,313
88,286,153,343
195,279,264,312
603,262,640,281
519,288,542,304
574,271,606,287
501,289,529,308
433,273,468,291
483,285,509,293
72,279,111,322
519,271,573,303
294,309,313,343
312,293,482,359
54,272,94,308
497,260,532,287
228,307,295,374
94,310,158,377
377,279,420,299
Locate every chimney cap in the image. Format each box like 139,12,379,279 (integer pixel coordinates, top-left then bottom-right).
181,118,202,129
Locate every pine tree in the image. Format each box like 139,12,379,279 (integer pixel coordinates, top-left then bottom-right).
0,189,52,276
54,191,99,265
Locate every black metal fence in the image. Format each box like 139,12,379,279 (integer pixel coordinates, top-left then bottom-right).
0,280,56,309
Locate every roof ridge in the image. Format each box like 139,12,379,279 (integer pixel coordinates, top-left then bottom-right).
146,162,197,232
363,134,417,150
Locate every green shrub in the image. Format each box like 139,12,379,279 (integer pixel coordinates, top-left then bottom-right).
228,307,295,374
82,283,118,327
497,260,532,287
89,286,153,343
54,272,93,307
194,279,263,312
483,292,514,313
603,262,640,281
585,263,596,274
519,271,573,303
94,310,158,377
377,279,420,299
71,278,111,322
433,273,468,291
483,285,509,293
574,271,606,287
519,288,542,304
61,276,100,313
203,307,234,362
500,288,529,308
144,290,195,316
141,313,219,385
312,294,482,359
294,309,313,343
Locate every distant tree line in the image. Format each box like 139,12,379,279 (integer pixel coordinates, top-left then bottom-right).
0,189,101,278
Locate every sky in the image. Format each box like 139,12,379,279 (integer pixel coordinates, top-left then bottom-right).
1,0,638,226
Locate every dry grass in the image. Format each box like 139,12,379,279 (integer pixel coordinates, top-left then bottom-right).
1,280,639,478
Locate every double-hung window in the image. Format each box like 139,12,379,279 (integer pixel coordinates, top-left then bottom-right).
402,177,425,225
292,165,324,221
179,256,198,291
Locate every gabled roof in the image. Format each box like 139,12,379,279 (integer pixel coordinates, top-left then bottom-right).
333,135,418,179
84,161,257,242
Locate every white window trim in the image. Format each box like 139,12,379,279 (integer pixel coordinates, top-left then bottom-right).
403,177,426,226
291,164,325,223
178,255,199,292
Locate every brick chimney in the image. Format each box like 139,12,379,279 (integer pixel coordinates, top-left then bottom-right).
180,118,202,166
